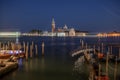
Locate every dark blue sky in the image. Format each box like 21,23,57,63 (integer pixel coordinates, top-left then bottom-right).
0,0,120,32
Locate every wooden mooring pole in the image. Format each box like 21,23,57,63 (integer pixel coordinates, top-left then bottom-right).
98,64,101,80
114,56,117,80
42,42,44,56
106,51,109,76
0,42,1,49
81,40,84,48
101,43,104,53
30,45,32,58
35,44,38,56
23,41,26,53
93,45,96,54
119,48,120,59
25,43,29,61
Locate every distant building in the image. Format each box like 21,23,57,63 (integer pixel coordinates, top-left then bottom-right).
49,18,87,37
75,30,87,36
0,32,21,37
69,28,75,36
42,31,49,36
64,31,69,36
56,24,87,37
49,32,56,36
63,24,68,30
97,33,107,37
97,31,120,37
57,32,65,36
51,18,55,33
107,31,120,37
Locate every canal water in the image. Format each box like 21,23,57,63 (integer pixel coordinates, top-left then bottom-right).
0,36,120,80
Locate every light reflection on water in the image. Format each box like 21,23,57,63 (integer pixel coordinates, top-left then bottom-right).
0,36,120,80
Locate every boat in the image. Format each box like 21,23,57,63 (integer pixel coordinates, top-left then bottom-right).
98,54,120,63
95,75,109,80
0,53,11,59
0,50,25,59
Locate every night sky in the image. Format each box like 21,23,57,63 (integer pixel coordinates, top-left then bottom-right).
0,0,120,32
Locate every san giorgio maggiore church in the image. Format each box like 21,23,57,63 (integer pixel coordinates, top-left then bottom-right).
45,18,87,37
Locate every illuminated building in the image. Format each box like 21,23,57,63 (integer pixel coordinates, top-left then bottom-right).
75,30,87,36
0,32,21,37
107,31,120,37
51,18,55,33
97,31,120,37
63,24,68,30
69,28,75,36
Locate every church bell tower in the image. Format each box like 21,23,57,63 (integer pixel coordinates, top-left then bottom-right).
51,18,55,33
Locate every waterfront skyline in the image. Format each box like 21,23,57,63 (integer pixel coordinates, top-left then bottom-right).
0,0,120,32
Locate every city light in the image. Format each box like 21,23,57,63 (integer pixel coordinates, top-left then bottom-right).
0,32,21,37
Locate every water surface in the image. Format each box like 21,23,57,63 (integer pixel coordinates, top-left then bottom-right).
0,36,120,80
